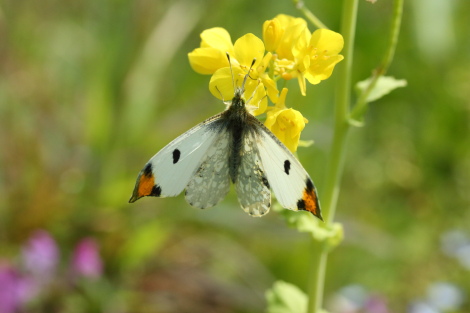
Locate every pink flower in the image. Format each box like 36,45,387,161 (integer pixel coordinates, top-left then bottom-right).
71,238,103,279
21,230,59,284
0,262,35,313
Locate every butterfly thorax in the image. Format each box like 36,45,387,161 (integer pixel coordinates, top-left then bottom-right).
222,89,257,183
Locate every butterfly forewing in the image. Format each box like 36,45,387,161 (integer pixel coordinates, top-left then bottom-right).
129,115,224,202
256,125,322,219
184,130,231,209
235,130,271,216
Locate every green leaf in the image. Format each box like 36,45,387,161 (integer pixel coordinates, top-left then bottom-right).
356,75,407,103
281,211,344,250
266,281,308,313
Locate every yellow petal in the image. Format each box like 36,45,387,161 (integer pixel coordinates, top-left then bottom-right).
309,29,344,55
264,106,282,132
248,84,268,116
200,27,234,53
297,74,307,96
275,14,307,31
188,47,230,75
275,14,309,60
256,52,273,75
305,55,344,84
233,33,265,69
274,87,288,109
261,74,279,103
209,67,242,100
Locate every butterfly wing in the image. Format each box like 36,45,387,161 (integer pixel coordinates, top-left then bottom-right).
235,130,271,217
184,130,231,209
255,124,322,220
129,114,224,203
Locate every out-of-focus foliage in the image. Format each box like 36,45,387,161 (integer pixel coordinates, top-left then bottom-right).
0,0,469,312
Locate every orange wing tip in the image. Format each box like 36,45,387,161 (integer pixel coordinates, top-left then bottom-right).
296,178,323,221
129,163,162,203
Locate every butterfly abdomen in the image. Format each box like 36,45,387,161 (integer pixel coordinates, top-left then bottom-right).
224,96,251,184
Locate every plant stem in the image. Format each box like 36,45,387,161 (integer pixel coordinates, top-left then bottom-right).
306,0,358,311
293,0,329,29
307,242,328,312
349,0,404,121
322,0,358,223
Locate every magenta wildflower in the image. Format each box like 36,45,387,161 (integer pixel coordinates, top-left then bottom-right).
21,230,59,281
71,238,103,279
0,262,35,313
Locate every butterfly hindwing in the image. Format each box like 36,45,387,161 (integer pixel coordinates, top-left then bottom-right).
129,115,224,202
184,130,231,209
235,129,271,217
255,124,322,219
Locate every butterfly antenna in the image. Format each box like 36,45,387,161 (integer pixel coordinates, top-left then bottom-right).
215,85,226,102
245,79,266,107
226,52,236,93
241,58,256,93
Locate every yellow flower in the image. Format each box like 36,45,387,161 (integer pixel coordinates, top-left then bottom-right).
209,66,268,116
265,15,344,96
296,29,345,85
264,88,308,152
198,33,278,113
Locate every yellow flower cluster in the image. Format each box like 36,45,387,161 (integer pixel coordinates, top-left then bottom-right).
188,14,344,152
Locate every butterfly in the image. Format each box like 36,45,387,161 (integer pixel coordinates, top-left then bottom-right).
129,61,322,220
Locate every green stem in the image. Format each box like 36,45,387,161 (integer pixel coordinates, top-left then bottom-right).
293,0,329,29
325,0,358,237
349,0,404,121
307,242,328,312
306,0,358,311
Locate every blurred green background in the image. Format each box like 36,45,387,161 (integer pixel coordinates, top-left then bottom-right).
1,0,469,312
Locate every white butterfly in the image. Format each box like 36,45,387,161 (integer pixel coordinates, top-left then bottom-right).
129,66,322,220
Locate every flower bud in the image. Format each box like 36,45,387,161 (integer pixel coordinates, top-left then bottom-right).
263,18,284,52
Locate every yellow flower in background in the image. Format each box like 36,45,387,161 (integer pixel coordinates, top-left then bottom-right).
265,89,308,152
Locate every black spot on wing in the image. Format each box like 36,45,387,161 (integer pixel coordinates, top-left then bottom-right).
172,149,181,164
151,185,162,197
284,160,291,175
297,177,323,220
143,163,153,177
297,199,306,210
262,176,270,189
306,178,314,192
256,166,270,189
